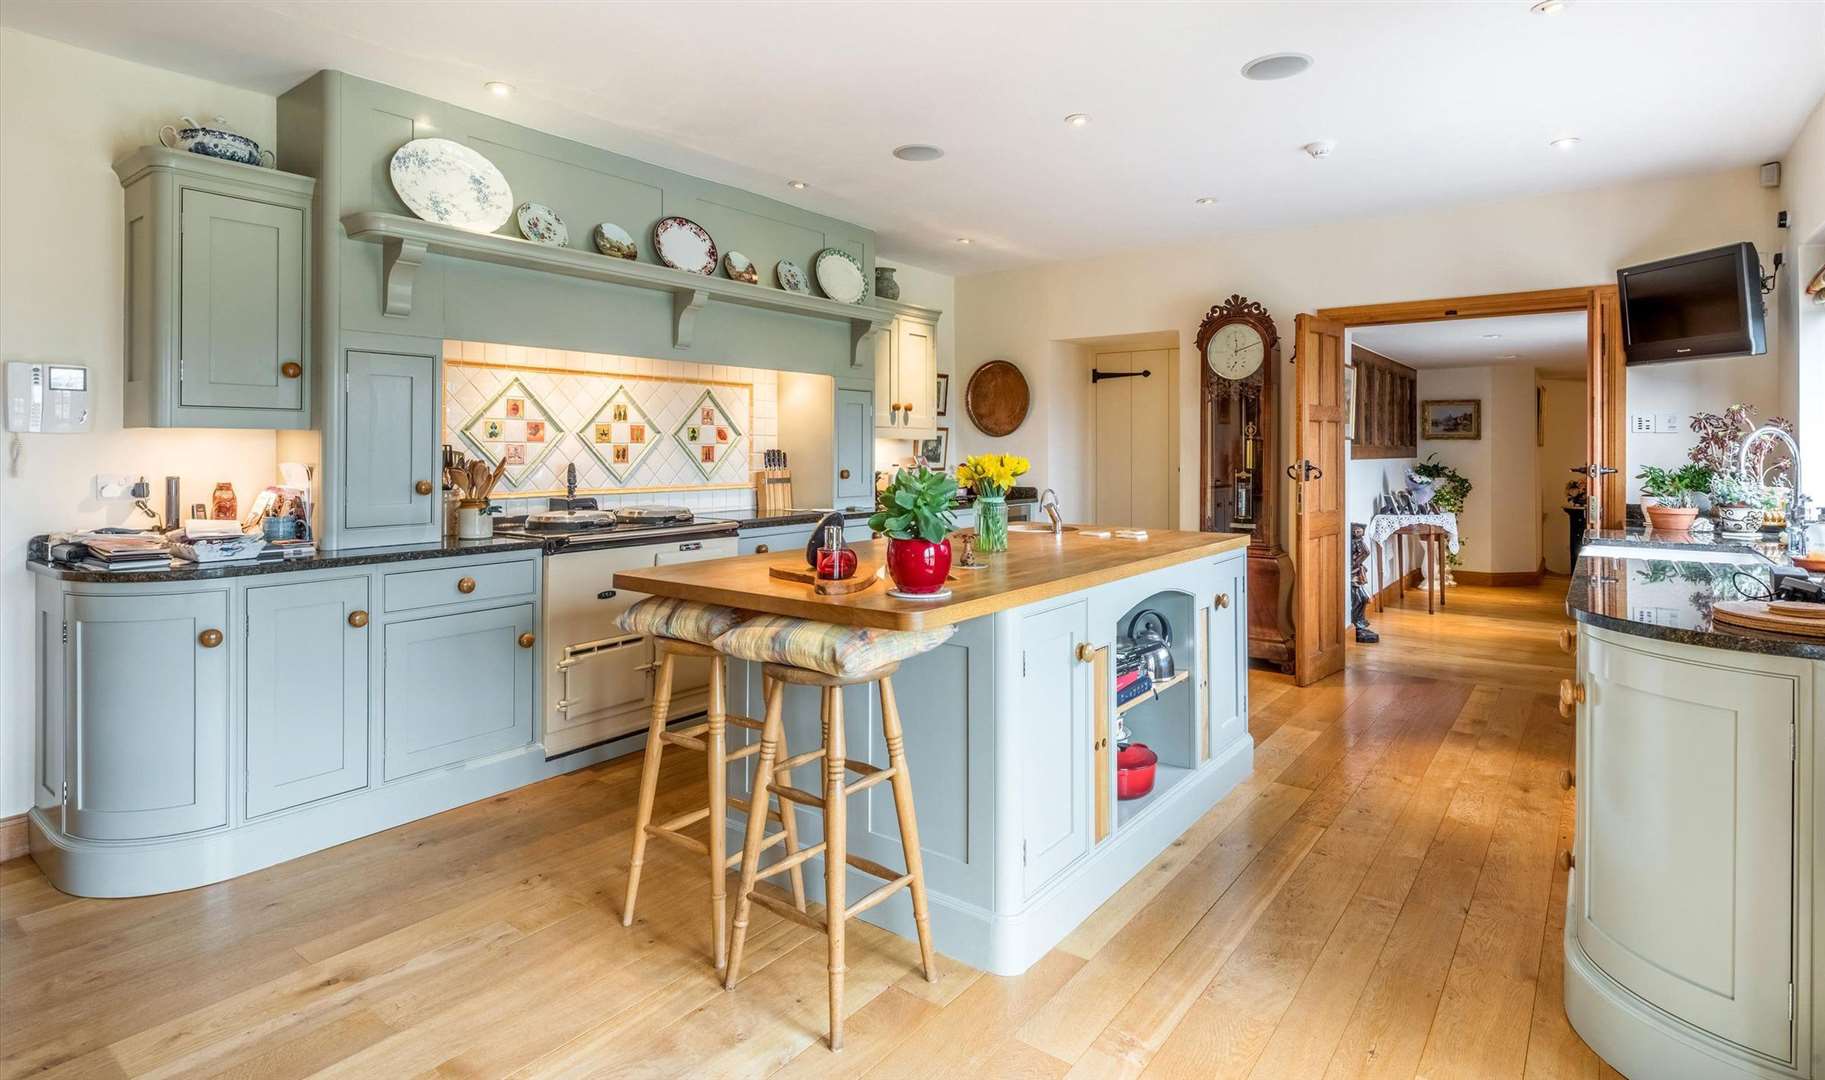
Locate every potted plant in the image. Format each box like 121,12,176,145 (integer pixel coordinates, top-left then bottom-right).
868,465,959,594
1707,472,1768,537
1410,453,1472,578
955,453,1029,554
1635,464,1713,532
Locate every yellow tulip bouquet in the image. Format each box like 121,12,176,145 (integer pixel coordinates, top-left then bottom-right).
956,453,1029,553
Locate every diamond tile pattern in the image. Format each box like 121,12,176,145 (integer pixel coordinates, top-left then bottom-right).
671,389,745,481
455,377,566,486
580,385,660,483
442,346,773,501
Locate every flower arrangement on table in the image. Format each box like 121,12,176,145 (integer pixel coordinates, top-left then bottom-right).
867,465,960,595
1410,453,1472,569
955,453,1029,554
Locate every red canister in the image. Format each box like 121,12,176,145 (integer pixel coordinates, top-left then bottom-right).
1116,742,1158,800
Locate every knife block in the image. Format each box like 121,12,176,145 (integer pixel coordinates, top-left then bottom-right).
754,467,794,516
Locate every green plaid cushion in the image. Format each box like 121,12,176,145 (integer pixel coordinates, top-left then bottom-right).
616,597,746,645
713,615,955,678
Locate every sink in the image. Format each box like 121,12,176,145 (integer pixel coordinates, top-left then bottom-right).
1009,523,1079,533
1578,544,1770,566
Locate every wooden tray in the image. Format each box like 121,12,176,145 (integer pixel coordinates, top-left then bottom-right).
1712,601,1825,639
768,562,880,596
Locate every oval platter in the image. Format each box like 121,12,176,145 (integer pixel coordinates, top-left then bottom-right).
516,202,568,246
653,216,717,275
814,247,868,304
389,138,513,234
965,360,1032,437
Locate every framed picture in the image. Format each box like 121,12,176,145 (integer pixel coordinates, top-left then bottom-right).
1420,399,1481,440
917,426,950,470
935,373,950,417
1343,364,1357,441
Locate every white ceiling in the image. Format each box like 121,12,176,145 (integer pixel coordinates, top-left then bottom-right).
6,1,1821,273
1352,312,1589,376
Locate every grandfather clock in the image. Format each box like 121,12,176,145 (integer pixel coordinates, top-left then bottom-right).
1197,295,1295,673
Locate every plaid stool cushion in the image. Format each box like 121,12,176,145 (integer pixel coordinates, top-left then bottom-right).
616,597,746,646
713,615,955,678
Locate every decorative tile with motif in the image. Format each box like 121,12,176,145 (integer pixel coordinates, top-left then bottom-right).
672,389,744,480
457,377,566,486
581,384,661,483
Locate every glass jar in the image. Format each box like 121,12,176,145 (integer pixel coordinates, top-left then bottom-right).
975,494,1009,554
815,524,857,580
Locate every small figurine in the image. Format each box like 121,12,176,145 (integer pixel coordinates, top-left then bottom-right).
1350,521,1379,643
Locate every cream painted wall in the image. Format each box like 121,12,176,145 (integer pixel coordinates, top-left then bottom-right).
0,30,284,817
1775,94,1824,510
1624,352,1781,501
1538,377,1588,575
954,164,1781,559
1409,366,1539,576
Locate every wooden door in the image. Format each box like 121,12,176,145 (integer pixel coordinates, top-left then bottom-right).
1292,315,1347,686
344,349,437,531
382,604,534,780
178,189,305,412
245,576,370,816
1091,349,1173,529
64,590,229,840
1586,287,1627,529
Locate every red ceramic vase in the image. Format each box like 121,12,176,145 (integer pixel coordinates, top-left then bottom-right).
886,537,952,594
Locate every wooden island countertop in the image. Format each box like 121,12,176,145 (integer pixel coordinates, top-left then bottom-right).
614,528,1251,630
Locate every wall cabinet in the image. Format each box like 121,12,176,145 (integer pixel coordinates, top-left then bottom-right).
873,301,941,439
245,577,370,816
383,603,536,780
835,388,876,508
343,347,440,541
114,147,314,429
62,590,230,841
1017,600,1092,896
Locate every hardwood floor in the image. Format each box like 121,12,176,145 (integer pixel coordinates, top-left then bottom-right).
0,577,1615,1078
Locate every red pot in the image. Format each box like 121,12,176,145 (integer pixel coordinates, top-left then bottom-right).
885,537,952,594
1116,742,1158,800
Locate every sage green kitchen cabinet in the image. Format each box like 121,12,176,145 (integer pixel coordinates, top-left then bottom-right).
245,577,371,817
62,590,230,841
835,388,875,508
114,147,314,429
382,604,536,780
1018,599,1092,897
343,348,439,539
1205,559,1247,751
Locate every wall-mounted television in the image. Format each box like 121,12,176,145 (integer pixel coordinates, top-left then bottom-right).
1616,242,1766,365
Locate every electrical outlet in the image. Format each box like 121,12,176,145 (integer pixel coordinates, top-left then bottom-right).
1656,412,1680,433
95,473,132,499
1630,414,1654,434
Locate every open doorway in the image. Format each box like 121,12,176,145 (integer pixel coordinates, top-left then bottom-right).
1279,287,1624,685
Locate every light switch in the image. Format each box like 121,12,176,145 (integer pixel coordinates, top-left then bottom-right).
95,473,132,499
1655,412,1680,433
1630,414,1654,434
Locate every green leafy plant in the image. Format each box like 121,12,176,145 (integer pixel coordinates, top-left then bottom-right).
867,466,959,543
1635,464,1713,508
1411,453,1472,567
1707,471,1767,508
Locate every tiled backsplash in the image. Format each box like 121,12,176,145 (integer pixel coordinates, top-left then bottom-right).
442,341,777,516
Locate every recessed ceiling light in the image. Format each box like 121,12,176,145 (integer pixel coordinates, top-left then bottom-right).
893,144,945,162
1064,113,1091,128
1482,333,1503,339
1550,136,1582,151
485,81,513,98
786,180,808,190
1530,0,1567,14
1194,197,1218,206
1241,53,1314,81
1303,140,1336,159
954,237,972,245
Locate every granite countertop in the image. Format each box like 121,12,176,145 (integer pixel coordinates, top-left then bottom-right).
27,533,545,584
1569,529,1825,660
730,488,1040,532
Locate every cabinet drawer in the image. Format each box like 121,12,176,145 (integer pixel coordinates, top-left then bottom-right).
383,559,536,613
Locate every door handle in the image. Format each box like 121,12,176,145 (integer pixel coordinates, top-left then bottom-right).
1285,461,1323,482
1558,678,1585,718
597,589,617,600
348,610,369,628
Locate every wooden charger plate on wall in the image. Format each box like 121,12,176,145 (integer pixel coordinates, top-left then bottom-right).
965,360,1031,437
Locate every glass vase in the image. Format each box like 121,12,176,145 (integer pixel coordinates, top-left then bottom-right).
975,495,1009,554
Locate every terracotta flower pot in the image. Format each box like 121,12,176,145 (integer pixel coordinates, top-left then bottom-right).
1643,503,1699,532
886,537,952,594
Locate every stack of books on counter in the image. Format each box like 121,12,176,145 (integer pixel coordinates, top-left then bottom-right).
68,533,172,573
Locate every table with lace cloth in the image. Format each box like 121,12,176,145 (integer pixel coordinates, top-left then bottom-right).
1367,512,1459,614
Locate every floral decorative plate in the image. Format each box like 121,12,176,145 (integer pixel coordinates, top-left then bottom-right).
814,248,868,304
775,259,810,294
389,138,513,234
516,202,567,246
724,251,759,284
652,216,717,275
592,222,637,260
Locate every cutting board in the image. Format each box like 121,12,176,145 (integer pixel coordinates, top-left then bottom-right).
1712,600,1825,638
768,562,880,596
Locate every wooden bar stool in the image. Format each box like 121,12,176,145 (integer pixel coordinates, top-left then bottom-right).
619,602,806,972
715,615,954,1050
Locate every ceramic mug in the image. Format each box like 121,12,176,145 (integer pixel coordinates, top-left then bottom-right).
159,116,274,168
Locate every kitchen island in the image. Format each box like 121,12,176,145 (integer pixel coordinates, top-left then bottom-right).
616,528,1252,975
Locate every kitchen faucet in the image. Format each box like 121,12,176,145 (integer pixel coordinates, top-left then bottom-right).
1741,425,1810,557
1040,488,1063,534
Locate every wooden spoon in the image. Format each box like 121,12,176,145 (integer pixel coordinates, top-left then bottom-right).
479,459,508,501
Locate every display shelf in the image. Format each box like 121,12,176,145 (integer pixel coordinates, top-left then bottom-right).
1116,670,1189,717
1116,763,1195,830
341,211,893,361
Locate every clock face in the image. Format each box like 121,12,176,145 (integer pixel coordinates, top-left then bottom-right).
1206,322,1265,380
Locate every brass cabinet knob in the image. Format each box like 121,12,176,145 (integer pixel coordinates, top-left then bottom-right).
415,479,434,496
198,628,223,648
1559,850,1576,871
839,469,851,480
280,361,303,379
518,632,536,649
1214,593,1231,610
755,544,770,553
457,576,477,594
1076,642,1097,663
1558,626,1577,655
1559,768,1575,790
348,610,369,629
1558,678,1586,718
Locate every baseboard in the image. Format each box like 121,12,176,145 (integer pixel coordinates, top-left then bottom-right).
1,812,27,862
1371,569,1423,605
1453,568,1545,587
